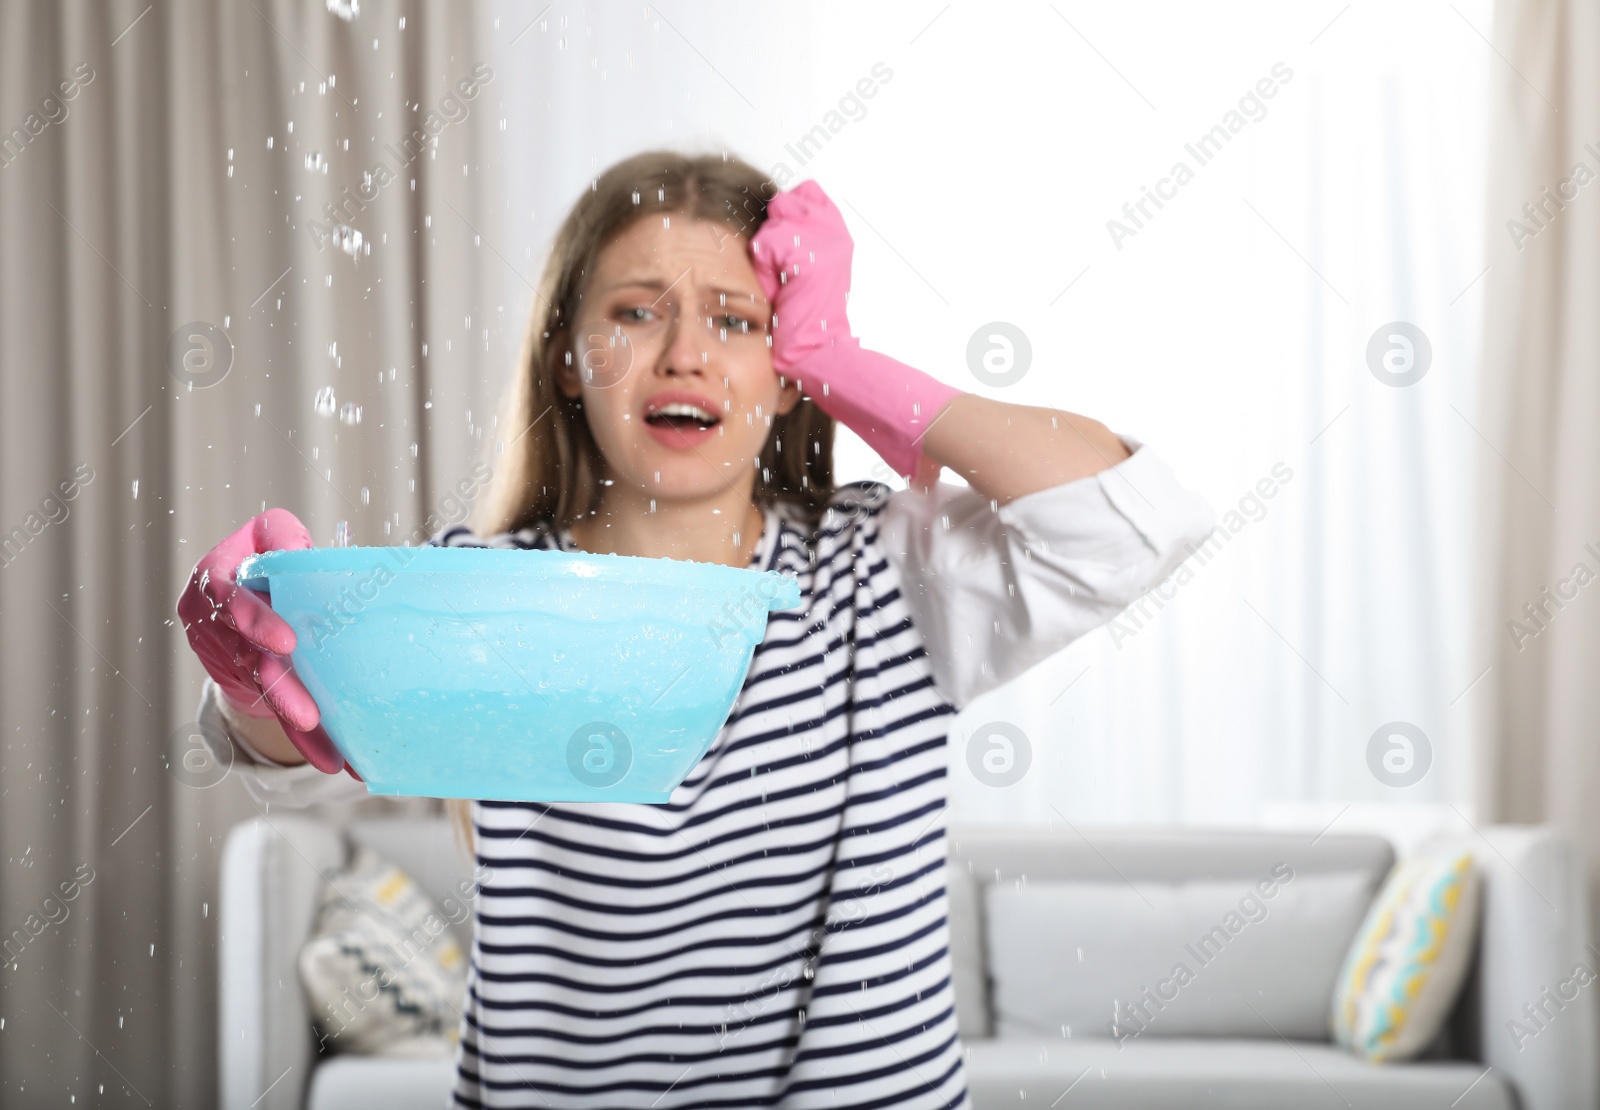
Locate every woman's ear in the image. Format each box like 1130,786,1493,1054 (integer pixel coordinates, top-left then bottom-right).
774,372,802,416
553,343,584,400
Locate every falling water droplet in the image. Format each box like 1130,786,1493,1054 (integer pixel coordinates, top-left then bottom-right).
331,224,363,261
131,480,139,499
632,190,641,205
326,0,359,21
360,487,371,505
314,386,337,416
339,402,362,425
305,150,324,172
333,520,351,547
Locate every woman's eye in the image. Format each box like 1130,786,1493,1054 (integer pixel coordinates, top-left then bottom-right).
619,306,653,324
719,315,752,333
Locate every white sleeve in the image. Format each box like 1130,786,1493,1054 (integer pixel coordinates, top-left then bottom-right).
875,437,1216,710
196,678,371,808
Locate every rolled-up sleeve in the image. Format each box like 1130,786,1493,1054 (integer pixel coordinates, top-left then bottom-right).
197,678,371,808
875,437,1215,710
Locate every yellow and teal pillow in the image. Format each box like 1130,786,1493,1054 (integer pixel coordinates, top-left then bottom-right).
1331,850,1480,1061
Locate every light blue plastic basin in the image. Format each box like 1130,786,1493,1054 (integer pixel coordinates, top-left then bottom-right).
234,544,800,803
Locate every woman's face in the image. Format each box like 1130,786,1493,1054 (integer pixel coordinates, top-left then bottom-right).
556,212,800,503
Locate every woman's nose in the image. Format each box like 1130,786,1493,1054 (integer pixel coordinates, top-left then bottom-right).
657,308,711,375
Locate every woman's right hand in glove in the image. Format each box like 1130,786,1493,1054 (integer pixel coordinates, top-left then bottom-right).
177,508,350,775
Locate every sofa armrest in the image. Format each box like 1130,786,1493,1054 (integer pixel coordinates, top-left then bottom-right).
219,816,345,1110
1457,825,1599,1110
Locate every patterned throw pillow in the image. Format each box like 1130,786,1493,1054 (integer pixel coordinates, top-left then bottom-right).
1330,850,1480,1061
299,846,469,1056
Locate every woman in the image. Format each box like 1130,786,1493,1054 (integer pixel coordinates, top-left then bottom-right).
180,150,1214,1108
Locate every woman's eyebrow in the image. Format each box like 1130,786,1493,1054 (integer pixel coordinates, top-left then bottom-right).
708,285,767,305
594,277,670,295
595,279,766,305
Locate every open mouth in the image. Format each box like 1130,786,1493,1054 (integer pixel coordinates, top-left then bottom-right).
643,401,722,432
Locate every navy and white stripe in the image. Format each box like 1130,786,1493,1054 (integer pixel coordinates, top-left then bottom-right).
437,480,972,1109
217,443,1212,1107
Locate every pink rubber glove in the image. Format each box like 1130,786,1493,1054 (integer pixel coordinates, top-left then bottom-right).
177,508,353,776
748,180,964,479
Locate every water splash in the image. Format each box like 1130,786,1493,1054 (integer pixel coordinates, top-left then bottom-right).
314,386,337,416
326,0,359,21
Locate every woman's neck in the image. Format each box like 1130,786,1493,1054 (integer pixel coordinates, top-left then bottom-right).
568,484,765,568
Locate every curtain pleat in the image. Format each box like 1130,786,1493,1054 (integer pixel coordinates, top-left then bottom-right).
1477,0,1600,954
0,3,497,1105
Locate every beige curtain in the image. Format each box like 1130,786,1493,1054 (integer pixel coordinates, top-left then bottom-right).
0,2,498,1104
1477,0,1600,950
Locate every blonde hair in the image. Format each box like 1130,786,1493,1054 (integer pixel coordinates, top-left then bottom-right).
446,150,838,859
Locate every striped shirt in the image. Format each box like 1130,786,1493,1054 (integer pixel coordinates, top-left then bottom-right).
223,441,1213,1109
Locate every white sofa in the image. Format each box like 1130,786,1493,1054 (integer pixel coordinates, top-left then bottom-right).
949,825,1597,1109
220,818,1598,1109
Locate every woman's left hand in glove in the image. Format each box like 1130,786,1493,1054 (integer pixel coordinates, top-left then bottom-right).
748,180,964,479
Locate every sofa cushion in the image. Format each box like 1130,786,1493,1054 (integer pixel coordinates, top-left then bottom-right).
306,1055,457,1110
1333,850,1482,1061
948,862,991,1038
964,1037,1514,1109
950,827,1394,888
985,869,1376,1040
298,846,469,1056
346,816,478,956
